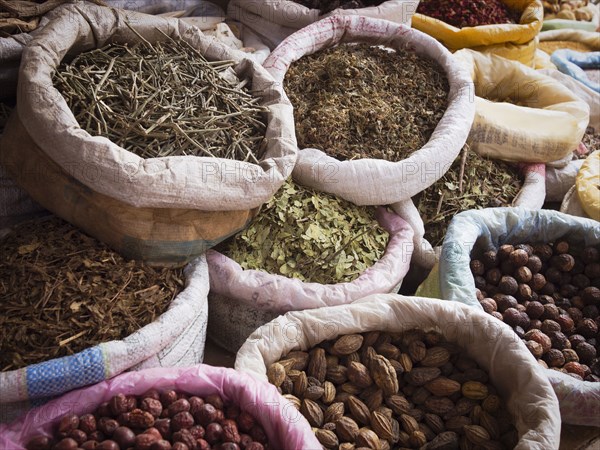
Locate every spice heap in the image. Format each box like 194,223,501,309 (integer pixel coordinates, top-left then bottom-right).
54,33,266,161
0,216,184,371
416,145,522,247
0,0,106,35
224,179,389,284
581,126,599,156
291,0,384,14
417,0,521,28
539,40,594,54
544,0,593,21
284,44,449,161
471,240,600,382
267,329,519,449
26,391,270,450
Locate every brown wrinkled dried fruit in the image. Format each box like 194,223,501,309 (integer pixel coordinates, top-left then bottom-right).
398,413,419,435
315,428,339,448
308,347,327,383
370,355,399,396
347,361,373,388
408,340,427,362
421,347,451,368
464,424,490,445
425,377,461,397
347,395,371,426
406,367,441,386
356,428,380,449
267,363,286,387
333,334,364,355
371,411,394,441
336,416,360,442
462,381,489,400
424,397,454,415
301,399,323,427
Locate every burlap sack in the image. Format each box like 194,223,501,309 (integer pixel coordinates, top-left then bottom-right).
263,15,474,268
437,207,600,426
227,0,418,49
206,207,414,352
6,3,296,264
236,294,561,448
412,0,544,67
0,254,209,423
454,49,590,164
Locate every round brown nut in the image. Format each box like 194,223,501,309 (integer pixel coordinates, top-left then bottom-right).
171,443,189,450
498,244,514,261
576,342,597,364
160,390,178,407
544,349,566,368
205,394,224,410
502,308,521,327
171,412,194,431
509,249,529,267
577,318,599,338
530,273,547,292
480,298,497,314
112,427,136,449
582,247,600,264
525,340,544,359
498,276,518,295
526,301,544,320
486,268,502,285
482,251,498,269
135,433,160,450
141,398,163,418
53,438,78,450
541,304,560,321
67,430,87,445
236,411,255,433
153,418,171,439
563,349,579,364
194,404,217,426
564,362,586,378
168,399,191,417
551,254,575,272
205,422,223,444
494,294,518,313
110,394,130,416
25,436,52,450
150,440,172,450
515,266,532,283
97,418,119,437
526,255,543,274
80,441,97,450
550,332,571,350
58,414,79,434
541,320,561,335
96,441,119,450
470,260,485,276
524,329,552,353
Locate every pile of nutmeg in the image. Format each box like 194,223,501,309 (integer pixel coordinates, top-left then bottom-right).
267,329,519,449
471,240,600,382
25,391,269,450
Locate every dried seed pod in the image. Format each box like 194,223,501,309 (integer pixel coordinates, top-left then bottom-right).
355,428,381,449
314,429,338,449
370,355,399,396
333,334,364,355
323,402,345,424
335,416,360,442
300,399,323,427
462,382,489,400
347,395,371,426
347,361,373,388
266,363,286,387
371,411,394,441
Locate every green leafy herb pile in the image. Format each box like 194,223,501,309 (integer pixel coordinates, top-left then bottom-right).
224,180,389,284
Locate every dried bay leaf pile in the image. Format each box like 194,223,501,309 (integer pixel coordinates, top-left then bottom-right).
0,216,184,371
54,34,267,161
415,145,523,247
284,43,449,161
223,179,389,284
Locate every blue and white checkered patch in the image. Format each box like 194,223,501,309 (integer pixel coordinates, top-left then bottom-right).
26,347,106,399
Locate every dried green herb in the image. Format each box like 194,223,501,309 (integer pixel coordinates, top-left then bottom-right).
54,31,266,161
284,43,449,161
416,145,523,247
224,179,389,284
0,216,184,371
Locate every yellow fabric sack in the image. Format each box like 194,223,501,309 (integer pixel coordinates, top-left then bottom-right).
455,49,589,163
411,0,543,66
576,150,600,221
